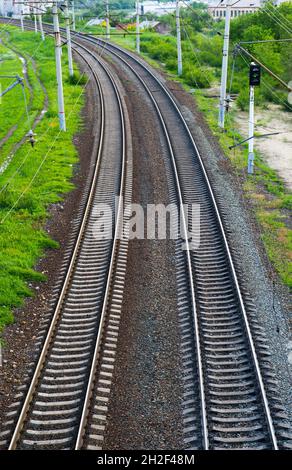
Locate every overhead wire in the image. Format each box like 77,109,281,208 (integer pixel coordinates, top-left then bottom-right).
266,2,292,32
180,15,213,88
0,23,109,197
239,50,292,112
0,71,89,224
262,4,292,36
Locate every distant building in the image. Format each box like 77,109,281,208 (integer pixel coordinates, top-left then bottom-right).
0,1,50,18
141,1,193,16
208,0,261,20
0,0,14,17
139,20,171,34
86,18,105,27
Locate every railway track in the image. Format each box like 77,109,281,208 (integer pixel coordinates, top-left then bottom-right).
73,34,292,450
0,19,292,450
0,28,133,450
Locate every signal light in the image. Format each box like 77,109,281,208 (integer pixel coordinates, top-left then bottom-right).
249,62,261,87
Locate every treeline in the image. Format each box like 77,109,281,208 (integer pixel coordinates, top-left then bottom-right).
230,2,292,110
139,1,292,111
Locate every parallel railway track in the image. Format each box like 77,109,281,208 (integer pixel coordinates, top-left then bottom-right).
0,19,291,449
84,37,291,450
0,26,133,450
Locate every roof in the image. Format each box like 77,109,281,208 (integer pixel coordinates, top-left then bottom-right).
208,0,261,6
139,20,160,29
86,18,105,27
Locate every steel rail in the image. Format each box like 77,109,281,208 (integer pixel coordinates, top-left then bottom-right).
0,18,279,449
74,45,127,451
78,34,209,449
87,36,278,450
6,34,126,450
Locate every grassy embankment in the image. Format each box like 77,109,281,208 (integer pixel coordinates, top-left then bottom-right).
108,21,292,288
0,26,85,331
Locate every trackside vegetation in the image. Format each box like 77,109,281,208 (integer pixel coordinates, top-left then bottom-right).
0,26,85,331
108,2,292,288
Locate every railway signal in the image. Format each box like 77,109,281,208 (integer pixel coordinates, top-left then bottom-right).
248,62,261,174
249,62,261,87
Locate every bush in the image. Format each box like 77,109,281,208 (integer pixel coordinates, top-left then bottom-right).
67,72,87,86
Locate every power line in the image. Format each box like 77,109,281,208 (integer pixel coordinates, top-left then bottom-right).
180,16,212,87
1,79,87,224
267,2,292,32
239,38,292,45
236,43,292,91
263,5,292,36
0,24,109,194
239,50,292,112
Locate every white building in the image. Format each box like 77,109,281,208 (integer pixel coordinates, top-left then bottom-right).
0,1,50,18
0,0,13,16
208,0,291,19
208,0,261,20
141,1,194,16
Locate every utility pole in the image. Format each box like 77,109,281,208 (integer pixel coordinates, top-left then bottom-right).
20,10,24,32
72,0,76,31
176,0,182,76
106,0,110,40
38,13,45,41
34,6,38,33
136,1,140,54
53,2,66,131
248,62,261,174
248,85,254,174
65,0,74,76
0,75,24,98
218,0,231,129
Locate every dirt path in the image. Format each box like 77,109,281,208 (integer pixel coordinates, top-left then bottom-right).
235,104,292,191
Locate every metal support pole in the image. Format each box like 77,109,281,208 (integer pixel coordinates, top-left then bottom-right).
218,0,231,129
248,85,254,174
176,0,182,76
106,0,110,40
20,11,24,32
136,1,140,54
53,2,66,131
34,11,38,33
72,0,76,31
0,75,23,98
65,0,74,76
39,14,45,41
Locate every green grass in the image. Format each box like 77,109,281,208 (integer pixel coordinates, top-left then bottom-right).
0,27,85,331
0,30,47,161
111,32,292,289
194,92,292,288
0,44,26,139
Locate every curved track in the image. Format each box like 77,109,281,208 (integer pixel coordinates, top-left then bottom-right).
0,30,132,450
75,34,290,450
0,19,292,450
